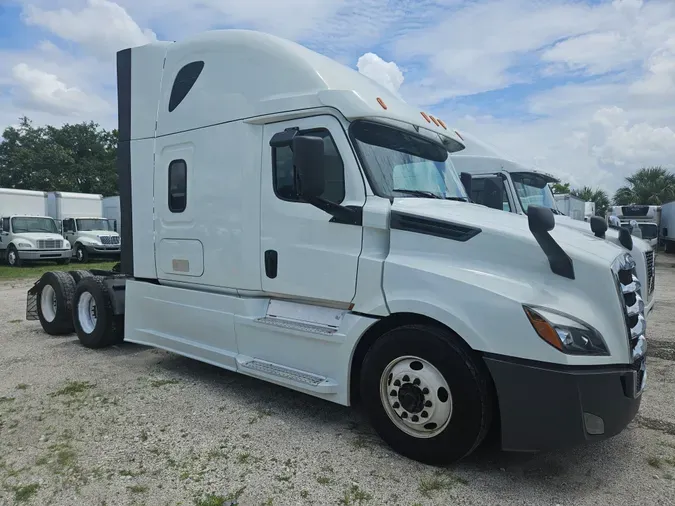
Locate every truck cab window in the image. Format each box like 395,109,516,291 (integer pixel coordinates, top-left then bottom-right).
168,61,205,112
272,129,345,203
1,217,9,232
510,172,558,212
471,177,511,212
169,160,187,212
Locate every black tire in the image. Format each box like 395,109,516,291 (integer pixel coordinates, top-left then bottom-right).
7,245,22,267
36,271,76,335
359,324,494,465
72,276,124,349
75,244,89,263
56,258,71,265
68,270,93,284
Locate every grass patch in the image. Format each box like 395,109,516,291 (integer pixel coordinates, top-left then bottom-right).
0,396,15,403
16,384,29,390
648,456,663,469
194,486,246,506
149,378,180,388
13,483,40,502
316,476,332,485
338,484,372,505
51,381,94,397
0,261,117,281
418,472,466,498
248,408,273,424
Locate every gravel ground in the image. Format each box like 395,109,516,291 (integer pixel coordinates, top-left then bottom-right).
1,257,675,506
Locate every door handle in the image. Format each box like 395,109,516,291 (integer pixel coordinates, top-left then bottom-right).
264,250,278,279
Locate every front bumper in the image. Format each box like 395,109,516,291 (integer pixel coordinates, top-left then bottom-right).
84,244,121,256
18,249,71,261
484,353,645,453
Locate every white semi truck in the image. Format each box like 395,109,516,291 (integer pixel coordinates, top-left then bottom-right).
662,201,675,253
47,191,121,263
449,130,657,318
26,30,647,465
0,188,72,267
608,205,660,249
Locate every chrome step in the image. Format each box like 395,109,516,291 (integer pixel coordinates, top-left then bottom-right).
255,316,337,335
237,357,337,393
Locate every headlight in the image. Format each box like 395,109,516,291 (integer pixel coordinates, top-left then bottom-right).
524,305,609,356
64,241,71,249
16,242,32,249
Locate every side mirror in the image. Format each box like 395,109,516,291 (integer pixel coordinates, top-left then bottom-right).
293,135,325,200
483,177,504,210
590,216,607,238
527,204,555,233
460,172,472,197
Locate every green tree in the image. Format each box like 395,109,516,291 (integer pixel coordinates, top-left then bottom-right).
613,166,675,206
550,182,570,194
0,116,118,195
570,186,610,217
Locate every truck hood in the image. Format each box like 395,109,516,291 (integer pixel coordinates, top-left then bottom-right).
554,215,652,253
392,199,624,263
12,232,65,242
78,230,120,239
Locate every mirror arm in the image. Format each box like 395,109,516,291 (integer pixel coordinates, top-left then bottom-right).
304,196,362,226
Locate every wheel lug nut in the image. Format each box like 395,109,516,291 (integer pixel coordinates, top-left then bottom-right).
421,411,428,418
393,402,400,409
401,412,408,419
394,379,401,387
413,378,420,386
422,388,429,395
403,375,410,382
411,415,419,422
424,400,432,407
390,390,397,396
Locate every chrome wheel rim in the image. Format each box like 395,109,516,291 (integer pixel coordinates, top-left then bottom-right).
77,248,84,262
8,250,16,265
40,285,57,322
380,355,453,439
77,292,97,334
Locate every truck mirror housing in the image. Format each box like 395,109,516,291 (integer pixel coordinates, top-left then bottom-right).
527,205,574,279
483,177,504,210
590,216,607,238
293,135,325,200
527,205,555,233
460,172,472,197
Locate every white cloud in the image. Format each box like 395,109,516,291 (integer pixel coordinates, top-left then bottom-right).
356,52,404,97
23,0,157,58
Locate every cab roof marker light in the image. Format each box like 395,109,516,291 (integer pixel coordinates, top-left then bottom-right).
376,97,387,110
420,112,431,123
454,129,464,140
429,115,440,127
437,119,447,129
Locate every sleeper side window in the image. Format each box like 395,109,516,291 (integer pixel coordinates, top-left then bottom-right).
168,159,187,213
272,129,346,204
168,61,205,112
1,218,9,233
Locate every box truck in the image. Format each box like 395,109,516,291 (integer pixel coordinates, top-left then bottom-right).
26,30,646,465
661,201,675,253
449,130,657,317
103,196,121,234
0,188,72,267
47,192,121,263
554,193,586,221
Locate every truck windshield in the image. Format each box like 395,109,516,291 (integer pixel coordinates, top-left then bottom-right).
76,219,113,231
11,217,58,234
350,120,468,201
510,172,559,213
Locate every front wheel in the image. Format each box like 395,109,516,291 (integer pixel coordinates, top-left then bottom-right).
75,244,89,263
6,245,22,267
360,324,494,465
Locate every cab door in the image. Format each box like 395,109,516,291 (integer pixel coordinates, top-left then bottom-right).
260,115,365,305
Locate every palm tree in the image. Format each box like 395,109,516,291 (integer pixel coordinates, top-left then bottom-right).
550,182,570,194
571,186,610,217
613,167,675,205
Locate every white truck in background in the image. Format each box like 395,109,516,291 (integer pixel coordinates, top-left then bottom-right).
0,188,72,267
47,192,121,263
26,30,646,465
103,196,121,235
554,193,586,221
659,201,675,253
449,130,657,317
584,202,596,222
608,205,660,249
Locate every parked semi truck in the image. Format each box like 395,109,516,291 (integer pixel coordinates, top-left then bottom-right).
26,30,647,465
47,191,121,262
0,188,72,267
449,130,657,317
608,205,660,249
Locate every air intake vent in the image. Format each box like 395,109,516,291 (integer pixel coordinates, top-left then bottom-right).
37,239,63,249
612,253,646,365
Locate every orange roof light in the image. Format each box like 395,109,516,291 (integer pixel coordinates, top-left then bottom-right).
437,119,447,129
377,97,388,110
454,129,464,140
420,112,431,123
429,115,440,127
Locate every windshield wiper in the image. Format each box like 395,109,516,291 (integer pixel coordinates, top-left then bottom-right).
393,189,443,199
444,196,469,202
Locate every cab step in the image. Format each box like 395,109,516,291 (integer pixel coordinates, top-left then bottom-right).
255,316,337,335
236,356,338,394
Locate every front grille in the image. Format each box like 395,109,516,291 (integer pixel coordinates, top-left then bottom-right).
612,253,646,366
37,239,63,249
99,235,120,245
645,250,655,298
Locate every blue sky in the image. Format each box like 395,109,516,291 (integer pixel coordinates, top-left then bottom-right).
1,0,675,193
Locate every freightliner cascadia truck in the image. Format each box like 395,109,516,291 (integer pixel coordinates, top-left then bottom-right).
26,30,647,465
